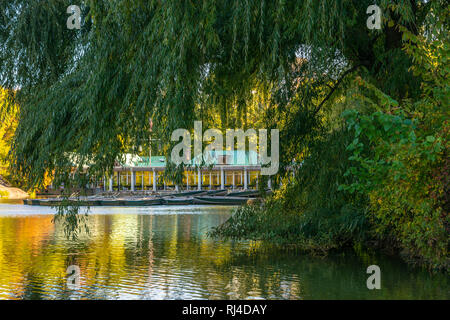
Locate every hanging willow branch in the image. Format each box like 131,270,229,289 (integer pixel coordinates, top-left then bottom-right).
0,0,437,191
313,64,362,116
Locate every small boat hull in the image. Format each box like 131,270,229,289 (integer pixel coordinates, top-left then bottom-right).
226,190,260,197
174,190,207,197
122,199,162,206
99,200,126,206
193,196,251,205
206,189,228,196
38,199,62,206
163,197,194,205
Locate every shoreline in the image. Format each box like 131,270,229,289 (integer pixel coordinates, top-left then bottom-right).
0,184,29,200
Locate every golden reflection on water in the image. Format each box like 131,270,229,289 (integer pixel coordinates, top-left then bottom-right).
0,208,284,300
0,205,448,300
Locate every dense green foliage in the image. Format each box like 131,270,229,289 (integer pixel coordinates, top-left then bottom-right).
1,1,448,267
339,27,449,268
211,1,449,270
1,0,426,186
210,127,370,253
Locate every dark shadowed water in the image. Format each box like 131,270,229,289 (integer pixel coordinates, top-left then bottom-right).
0,201,448,300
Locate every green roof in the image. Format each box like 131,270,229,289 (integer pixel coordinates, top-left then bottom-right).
136,156,166,167
120,151,260,167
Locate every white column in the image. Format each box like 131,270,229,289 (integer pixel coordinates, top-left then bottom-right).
209,172,212,190
148,172,151,190
232,171,235,190
186,171,189,190
220,167,225,189
268,177,272,189
197,168,202,190
131,171,136,191
109,176,113,192
152,169,156,192
175,185,179,192
244,168,248,190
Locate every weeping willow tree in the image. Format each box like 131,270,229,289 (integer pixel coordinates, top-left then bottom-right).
1,0,432,186
1,1,448,253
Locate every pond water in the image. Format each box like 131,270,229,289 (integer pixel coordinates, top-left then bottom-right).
0,202,448,300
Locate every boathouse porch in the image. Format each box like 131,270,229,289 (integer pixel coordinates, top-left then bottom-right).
105,165,271,192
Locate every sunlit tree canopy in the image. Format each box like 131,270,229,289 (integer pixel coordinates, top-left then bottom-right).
2,0,444,188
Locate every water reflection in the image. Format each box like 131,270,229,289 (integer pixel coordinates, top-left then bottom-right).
0,204,448,300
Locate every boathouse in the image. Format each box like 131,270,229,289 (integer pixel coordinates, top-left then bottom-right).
105,150,271,192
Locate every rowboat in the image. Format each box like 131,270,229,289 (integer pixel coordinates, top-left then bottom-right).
83,200,103,206
163,197,194,205
24,198,61,206
37,199,64,206
121,198,162,206
193,196,251,205
23,199,41,205
206,189,228,196
99,199,126,206
33,199,101,206
174,190,208,197
226,190,260,197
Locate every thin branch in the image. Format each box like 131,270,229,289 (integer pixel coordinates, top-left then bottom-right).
313,64,361,116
